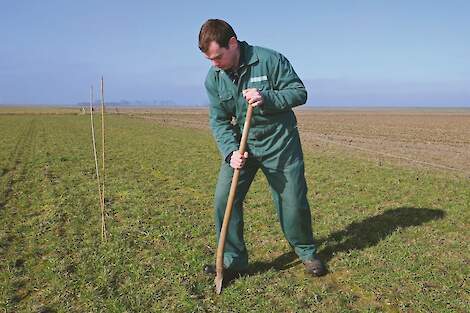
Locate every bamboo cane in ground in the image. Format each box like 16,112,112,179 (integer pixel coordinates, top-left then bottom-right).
90,86,105,241
100,77,107,241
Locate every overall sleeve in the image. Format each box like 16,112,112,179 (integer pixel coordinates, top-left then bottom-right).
205,74,240,160
260,54,307,114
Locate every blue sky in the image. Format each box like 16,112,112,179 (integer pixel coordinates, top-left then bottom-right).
1,0,469,106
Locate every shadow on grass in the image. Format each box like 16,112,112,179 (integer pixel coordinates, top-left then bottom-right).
248,207,445,275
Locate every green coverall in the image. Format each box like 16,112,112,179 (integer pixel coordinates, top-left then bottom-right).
205,41,317,271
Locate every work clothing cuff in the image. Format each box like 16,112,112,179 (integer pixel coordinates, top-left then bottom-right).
225,151,234,164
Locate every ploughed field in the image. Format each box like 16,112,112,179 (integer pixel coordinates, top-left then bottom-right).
0,107,468,312
125,107,470,176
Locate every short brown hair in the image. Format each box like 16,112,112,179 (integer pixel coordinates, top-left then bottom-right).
198,19,237,53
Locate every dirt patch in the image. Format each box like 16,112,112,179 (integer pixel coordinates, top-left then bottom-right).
122,107,470,175
295,109,470,175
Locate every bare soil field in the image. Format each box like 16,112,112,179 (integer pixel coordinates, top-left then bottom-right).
120,107,470,176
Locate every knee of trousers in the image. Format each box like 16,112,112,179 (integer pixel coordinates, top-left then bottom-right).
282,208,314,243
214,176,247,217
214,183,245,228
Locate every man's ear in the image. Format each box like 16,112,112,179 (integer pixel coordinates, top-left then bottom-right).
228,36,238,49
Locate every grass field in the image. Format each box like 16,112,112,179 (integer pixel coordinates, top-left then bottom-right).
0,109,469,312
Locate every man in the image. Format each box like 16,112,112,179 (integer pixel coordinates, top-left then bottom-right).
199,19,325,277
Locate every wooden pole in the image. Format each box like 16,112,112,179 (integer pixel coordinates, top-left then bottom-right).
100,77,107,241
90,86,105,241
215,104,254,294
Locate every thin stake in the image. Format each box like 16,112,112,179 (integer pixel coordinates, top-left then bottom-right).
90,86,105,241
100,77,107,241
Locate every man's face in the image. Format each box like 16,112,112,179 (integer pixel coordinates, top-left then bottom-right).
204,38,238,71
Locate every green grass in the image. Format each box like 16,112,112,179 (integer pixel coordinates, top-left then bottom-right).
0,114,468,312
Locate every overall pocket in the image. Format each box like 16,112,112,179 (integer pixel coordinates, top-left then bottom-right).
219,93,235,113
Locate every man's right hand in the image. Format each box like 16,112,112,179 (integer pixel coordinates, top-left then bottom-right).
230,151,249,169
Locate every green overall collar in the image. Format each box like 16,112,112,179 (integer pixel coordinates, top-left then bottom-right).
214,41,259,73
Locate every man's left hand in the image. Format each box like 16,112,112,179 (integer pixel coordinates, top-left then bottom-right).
242,88,264,107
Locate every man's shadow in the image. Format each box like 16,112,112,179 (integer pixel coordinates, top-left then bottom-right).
248,207,445,275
